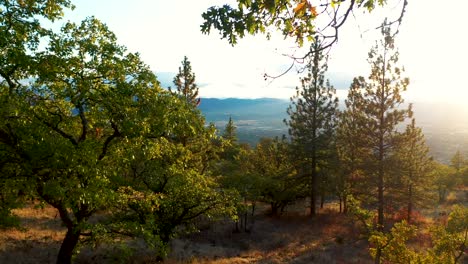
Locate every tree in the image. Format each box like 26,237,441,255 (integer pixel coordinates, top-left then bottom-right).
243,137,303,216
29,17,165,263
335,87,370,213
285,41,338,216
396,119,435,223
450,150,466,185
351,201,468,264
0,12,236,263
112,107,237,257
223,116,237,143
432,162,457,203
172,56,200,107
201,0,408,74
345,24,411,263
0,0,74,228
451,150,465,172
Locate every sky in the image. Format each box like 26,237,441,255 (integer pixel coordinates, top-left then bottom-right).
55,0,468,105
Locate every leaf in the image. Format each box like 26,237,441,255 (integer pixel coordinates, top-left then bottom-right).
309,5,318,17
293,1,306,14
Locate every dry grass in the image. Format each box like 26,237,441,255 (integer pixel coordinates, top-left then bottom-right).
1,188,466,263
166,206,372,264
0,203,65,264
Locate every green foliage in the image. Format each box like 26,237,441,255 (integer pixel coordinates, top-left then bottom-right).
0,4,236,262
430,205,468,263
242,137,304,215
432,162,457,203
108,97,237,258
201,0,391,46
344,24,411,233
286,41,338,215
394,119,436,222
350,197,467,263
223,116,237,144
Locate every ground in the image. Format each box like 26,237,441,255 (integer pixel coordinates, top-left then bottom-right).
0,188,466,263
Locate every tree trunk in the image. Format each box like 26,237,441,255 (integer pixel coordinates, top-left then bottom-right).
271,203,279,216
234,221,240,233
320,194,324,209
343,195,348,214
56,227,80,264
311,158,317,217
339,196,342,213
407,184,413,223
375,250,382,264
250,202,256,231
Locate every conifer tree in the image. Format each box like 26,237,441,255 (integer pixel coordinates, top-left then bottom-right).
221,116,239,161
336,88,369,213
397,119,435,223
285,41,338,216
346,23,411,264
223,116,237,144
173,56,200,107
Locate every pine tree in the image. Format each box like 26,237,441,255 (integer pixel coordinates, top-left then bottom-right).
336,86,370,213
397,119,435,223
220,116,239,161
223,116,237,144
346,24,411,264
285,41,338,216
173,56,200,107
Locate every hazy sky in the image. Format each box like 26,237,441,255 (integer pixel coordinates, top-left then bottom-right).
57,0,467,105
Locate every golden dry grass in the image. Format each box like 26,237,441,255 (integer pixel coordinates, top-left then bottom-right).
1,188,466,263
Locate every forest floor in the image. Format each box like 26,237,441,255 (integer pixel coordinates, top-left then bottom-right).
0,186,466,264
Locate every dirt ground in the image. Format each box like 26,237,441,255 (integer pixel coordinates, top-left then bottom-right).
1,188,466,263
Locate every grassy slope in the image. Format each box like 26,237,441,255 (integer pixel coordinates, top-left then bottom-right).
1,187,466,263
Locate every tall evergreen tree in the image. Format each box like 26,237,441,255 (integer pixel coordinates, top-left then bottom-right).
397,119,435,223
336,88,370,213
223,116,237,144
346,23,411,264
285,41,338,216
173,56,200,107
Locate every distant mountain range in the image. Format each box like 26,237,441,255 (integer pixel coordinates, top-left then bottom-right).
198,98,468,163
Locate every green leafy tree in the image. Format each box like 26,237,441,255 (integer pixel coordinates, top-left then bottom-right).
432,162,457,203
113,109,237,257
172,56,200,107
1,13,233,263
285,41,338,216
201,0,407,53
345,24,411,263
30,18,163,263
0,0,74,228
100,78,235,257
243,137,304,216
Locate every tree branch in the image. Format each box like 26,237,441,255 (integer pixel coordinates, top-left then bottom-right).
98,121,121,160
